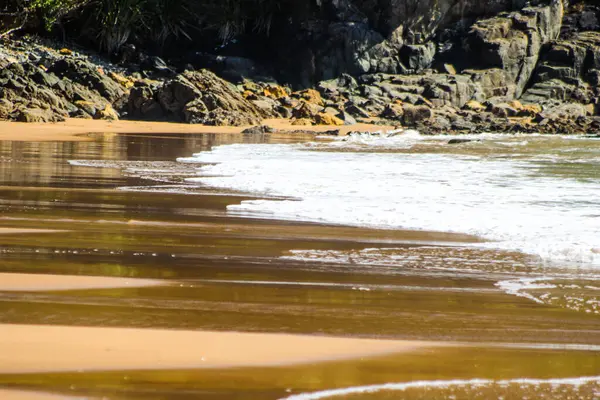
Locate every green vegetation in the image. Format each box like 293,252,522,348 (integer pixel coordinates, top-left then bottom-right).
1,0,310,54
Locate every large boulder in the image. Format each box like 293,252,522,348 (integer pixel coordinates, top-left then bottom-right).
158,69,272,125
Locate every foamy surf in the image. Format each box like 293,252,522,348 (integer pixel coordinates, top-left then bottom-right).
280,376,600,400
178,134,600,268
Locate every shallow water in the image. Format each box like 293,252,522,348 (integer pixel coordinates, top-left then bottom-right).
0,131,599,399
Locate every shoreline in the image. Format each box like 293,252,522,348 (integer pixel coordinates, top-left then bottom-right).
0,118,396,142
0,324,438,374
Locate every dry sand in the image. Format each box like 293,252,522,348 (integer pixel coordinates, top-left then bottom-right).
0,118,396,141
0,273,164,292
0,324,436,374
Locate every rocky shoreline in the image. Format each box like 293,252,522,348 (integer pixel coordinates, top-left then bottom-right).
1,0,600,135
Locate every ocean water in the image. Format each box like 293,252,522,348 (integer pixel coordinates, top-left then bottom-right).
64,132,600,399
177,133,600,268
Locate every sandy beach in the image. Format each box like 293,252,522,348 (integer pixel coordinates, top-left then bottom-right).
0,389,77,400
0,324,432,374
0,228,66,235
0,126,598,399
0,273,164,292
0,118,396,142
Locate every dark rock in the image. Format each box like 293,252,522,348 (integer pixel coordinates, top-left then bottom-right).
128,85,164,120
472,1,562,95
140,55,176,76
344,102,371,118
402,104,434,126
447,138,479,144
292,101,323,119
399,42,436,72
242,125,275,134
15,107,61,122
338,111,357,125
158,69,270,125
48,58,125,103
0,99,13,119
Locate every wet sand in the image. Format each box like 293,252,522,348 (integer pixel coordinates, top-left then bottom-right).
0,118,395,141
0,228,66,235
0,389,77,400
0,324,433,374
0,130,598,398
0,273,163,292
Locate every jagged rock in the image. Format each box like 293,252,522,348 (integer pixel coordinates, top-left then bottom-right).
292,101,323,119
291,118,314,125
402,104,434,126
94,104,119,120
128,84,164,120
158,69,270,125
464,100,486,111
337,111,357,125
381,102,404,119
344,102,371,118
399,42,436,72
542,103,589,120
448,138,479,144
15,107,61,122
48,58,125,103
292,89,324,106
0,99,13,119
314,112,344,125
241,125,275,134
464,0,564,98
74,100,97,117
522,31,600,107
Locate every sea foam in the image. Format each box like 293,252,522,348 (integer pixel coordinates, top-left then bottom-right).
178,136,600,268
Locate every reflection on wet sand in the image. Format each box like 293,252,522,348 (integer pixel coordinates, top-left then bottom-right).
0,132,598,399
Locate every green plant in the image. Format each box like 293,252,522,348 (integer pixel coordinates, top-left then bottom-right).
1,0,86,37
92,0,147,53
31,0,87,31
146,0,201,50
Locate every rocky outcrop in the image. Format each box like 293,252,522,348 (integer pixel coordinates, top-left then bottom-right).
157,70,272,125
463,0,563,99
0,59,124,122
522,31,600,109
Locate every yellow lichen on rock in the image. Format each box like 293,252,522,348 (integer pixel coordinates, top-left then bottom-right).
291,118,314,126
464,100,486,111
263,85,288,99
108,72,134,89
314,112,344,126
294,89,324,106
94,104,119,121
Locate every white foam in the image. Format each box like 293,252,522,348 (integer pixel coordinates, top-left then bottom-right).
280,376,600,399
495,278,556,304
179,139,600,267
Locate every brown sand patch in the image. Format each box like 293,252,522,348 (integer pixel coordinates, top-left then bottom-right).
0,389,77,400
0,118,396,141
0,273,164,292
0,228,66,235
0,324,437,373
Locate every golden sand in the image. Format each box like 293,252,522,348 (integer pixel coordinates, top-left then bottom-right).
0,228,66,235
0,389,77,400
0,118,396,141
0,273,164,292
0,324,436,373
